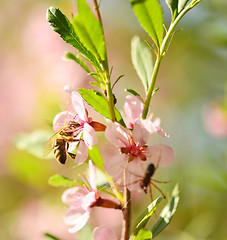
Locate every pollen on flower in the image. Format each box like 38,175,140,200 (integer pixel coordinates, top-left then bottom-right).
120,138,148,162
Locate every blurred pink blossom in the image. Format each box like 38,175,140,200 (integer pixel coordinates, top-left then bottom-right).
22,7,87,90
15,200,75,240
91,206,122,238
0,52,36,171
93,226,117,240
202,103,227,139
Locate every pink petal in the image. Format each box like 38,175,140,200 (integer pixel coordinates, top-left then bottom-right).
64,85,73,95
62,187,81,205
105,123,130,148
155,127,169,138
64,207,86,226
104,153,127,177
146,144,174,167
83,123,97,149
71,91,87,121
124,95,143,127
68,141,79,153
89,160,97,191
75,141,88,165
140,118,169,137
125,159,147,191
53,111,75,131
93,226,117,240
132,122,150,144
81,191,97,211
66,210,90,233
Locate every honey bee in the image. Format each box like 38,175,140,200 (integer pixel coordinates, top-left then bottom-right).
43,121,81,164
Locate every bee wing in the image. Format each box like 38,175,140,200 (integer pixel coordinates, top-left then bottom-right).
42,131,60,157
42,140,53,157
42,123,80,158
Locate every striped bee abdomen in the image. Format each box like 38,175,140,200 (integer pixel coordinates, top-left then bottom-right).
53,139,68,164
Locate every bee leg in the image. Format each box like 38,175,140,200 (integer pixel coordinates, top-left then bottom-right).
149,184,158,219
152,179,171,184
67,152,76,159
148,184,153,202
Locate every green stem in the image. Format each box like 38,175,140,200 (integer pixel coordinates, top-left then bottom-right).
92,0,109,73
142,0,203,119
142,54,161,119
106,78,116,122
104,172,124,203
93,0,116,122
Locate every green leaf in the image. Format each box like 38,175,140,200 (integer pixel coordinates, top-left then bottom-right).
131,36,153,92
130,0,163,47
135,229,153,240
78,88,126,127
151,184,180,238
178,0,190,13
133,196,163,235
44,233,61,240
64,52,91,73
166,0,190,19
124,89,144,104
73,0,106,61
165,0,178,19
112,75,124,89
88,72,100,77
46,7,100,70
125,88,141,97
152,88,159,96
14,129,54,159
48,174,77,188
73,17,99,59
88,145,104,170
90,81,101,88
88,73,104,87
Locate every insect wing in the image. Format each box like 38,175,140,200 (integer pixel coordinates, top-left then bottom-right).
42,130,61,157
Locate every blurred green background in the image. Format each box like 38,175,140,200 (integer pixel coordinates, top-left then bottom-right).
0,0,227,239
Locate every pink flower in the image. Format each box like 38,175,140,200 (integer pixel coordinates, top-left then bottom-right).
105,122,173,190
62,160,99,233
123,95,143,129
53,86,106,164
123,95,168,137
93,226,117,240
202,103,227,139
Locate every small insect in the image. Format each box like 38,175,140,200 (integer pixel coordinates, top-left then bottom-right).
43,121,81,164
126,163,168,199
140,163,168,199
140,163,155,193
